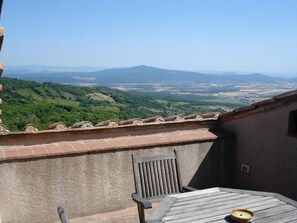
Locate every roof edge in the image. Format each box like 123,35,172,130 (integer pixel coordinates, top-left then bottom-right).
220,89,297,122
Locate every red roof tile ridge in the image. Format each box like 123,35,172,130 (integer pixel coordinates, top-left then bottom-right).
163,115,184,122
0,123,9,135
22,124,38,132
2,112,221,135
118,118,142,126
142,116,164,123
95,120,118,128
70,121,94,129
47,122,67,130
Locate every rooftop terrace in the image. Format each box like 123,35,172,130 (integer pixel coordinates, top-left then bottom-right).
0,89,296,222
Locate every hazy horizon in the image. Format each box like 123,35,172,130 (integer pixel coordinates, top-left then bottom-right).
4,64,297,78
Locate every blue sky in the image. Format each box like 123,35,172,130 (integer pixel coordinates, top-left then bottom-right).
1,0,297,74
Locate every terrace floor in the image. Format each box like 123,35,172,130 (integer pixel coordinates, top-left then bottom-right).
67,203,159,223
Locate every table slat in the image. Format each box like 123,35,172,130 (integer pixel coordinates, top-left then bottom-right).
163,196,276,222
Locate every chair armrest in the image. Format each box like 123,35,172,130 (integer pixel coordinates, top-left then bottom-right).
182,186,198,192
57,206,70,223
132,193,152,209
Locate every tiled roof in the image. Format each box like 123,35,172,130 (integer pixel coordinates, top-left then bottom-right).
0,112,220,135
220,89,297,122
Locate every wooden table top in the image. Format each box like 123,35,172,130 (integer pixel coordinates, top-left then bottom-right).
146,187,297,223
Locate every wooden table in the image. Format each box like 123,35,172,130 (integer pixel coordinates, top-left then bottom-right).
146,187,297,223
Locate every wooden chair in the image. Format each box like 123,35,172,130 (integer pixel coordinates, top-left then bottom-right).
131,150,196,223
57,206,70,223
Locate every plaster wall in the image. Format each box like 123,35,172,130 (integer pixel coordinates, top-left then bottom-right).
0,139,231,223
221,102,297,200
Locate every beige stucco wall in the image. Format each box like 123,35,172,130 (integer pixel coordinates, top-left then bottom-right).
0,139,231,223
221,102,297,200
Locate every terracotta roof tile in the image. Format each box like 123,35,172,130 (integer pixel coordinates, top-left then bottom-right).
142,116,164,123
47,122,67,130
57,142,77,154
200,112,220,119
95,120,118,127
97,139,116,150
31,145,49,157
22,124,38,132
70,121,93,129
4,148,20,160
163,115,184,122
0,123,9,135
71,141,90,152
118,118,142,125
184,114,204,120
82,141,101,151
46,143,62,155
0,148,4,161
18,147,34,159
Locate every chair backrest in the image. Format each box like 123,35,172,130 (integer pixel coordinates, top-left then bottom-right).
57,206,70,223
132,150,182,200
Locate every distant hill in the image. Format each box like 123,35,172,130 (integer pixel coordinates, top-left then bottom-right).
0,77,243,131
5,65,288,85
4,65,107,73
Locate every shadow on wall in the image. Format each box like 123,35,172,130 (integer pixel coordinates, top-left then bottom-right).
188,138,235,189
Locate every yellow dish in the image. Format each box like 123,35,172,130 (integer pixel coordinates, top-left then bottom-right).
230,209,254,223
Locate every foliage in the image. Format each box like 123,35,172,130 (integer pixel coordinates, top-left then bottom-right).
0,77,241,131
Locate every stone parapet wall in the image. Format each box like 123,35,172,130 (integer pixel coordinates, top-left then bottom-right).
0,136,233,223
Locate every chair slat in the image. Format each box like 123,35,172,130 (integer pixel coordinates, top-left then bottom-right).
147,162,154,197
157,160,164,195
163,159,169,195
168,159,175,193
150,161,157,196
143,162,150,197
138,163,145,197
171,159,178,193
164,159,172,194
153,161,160,196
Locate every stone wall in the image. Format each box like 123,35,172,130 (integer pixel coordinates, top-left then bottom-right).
221,102,297,200
0,136,232,223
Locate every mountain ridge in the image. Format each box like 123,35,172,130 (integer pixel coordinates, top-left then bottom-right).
5,65,292,84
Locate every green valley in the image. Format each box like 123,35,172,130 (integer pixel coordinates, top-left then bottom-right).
0,78,244,131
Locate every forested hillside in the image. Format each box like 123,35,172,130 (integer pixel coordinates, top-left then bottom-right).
0,78,242,131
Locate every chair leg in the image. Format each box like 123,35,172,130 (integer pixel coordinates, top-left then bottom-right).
137,204,146,223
